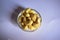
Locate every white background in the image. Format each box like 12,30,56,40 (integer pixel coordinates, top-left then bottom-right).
0,0,60,40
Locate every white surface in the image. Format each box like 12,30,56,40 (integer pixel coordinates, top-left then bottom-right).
0,0,60,40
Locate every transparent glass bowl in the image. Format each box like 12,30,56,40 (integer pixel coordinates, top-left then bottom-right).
17,8,42,32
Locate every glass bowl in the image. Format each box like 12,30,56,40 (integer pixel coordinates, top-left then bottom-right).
17,8,42,32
